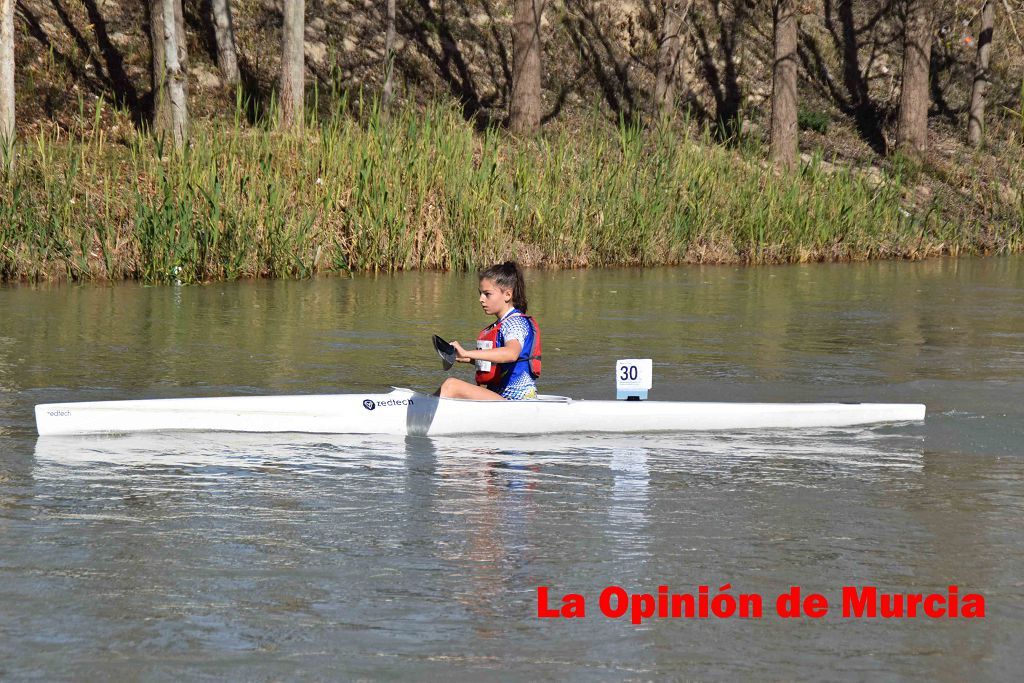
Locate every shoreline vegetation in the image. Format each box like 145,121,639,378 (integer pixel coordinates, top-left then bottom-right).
3,96,1021,285
3,2,1024,284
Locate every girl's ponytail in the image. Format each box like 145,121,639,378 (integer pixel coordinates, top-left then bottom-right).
479,261,528,313
509,261,528,313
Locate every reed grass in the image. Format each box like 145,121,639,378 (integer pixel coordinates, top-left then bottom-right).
0,96,1019,284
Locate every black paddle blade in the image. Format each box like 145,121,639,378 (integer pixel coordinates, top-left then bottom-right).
432,334,456,371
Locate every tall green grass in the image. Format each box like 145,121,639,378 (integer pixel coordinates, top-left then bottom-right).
0,96,1015,284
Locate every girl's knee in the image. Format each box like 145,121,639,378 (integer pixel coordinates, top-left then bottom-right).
439,377,461,397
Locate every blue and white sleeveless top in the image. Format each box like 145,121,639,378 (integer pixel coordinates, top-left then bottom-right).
495,309,538,400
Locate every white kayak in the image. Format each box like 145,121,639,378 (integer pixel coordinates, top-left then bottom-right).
35,388,925,437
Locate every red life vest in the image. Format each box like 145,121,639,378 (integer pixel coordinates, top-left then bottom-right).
474,312,542,389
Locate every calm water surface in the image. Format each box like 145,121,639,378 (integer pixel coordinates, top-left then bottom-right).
1,259,1022,680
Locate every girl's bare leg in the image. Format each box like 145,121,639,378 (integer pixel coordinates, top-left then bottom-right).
438,377,506,400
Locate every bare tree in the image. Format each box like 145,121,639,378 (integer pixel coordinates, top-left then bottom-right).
383,0,397,107
0,0,14,171
148,0,172,135
149,0,190,137
769,0,798,169
896,0,935,157
653,0,690,119
211,0,240,86
999,0,1024,117
968,0,994,147
161,0,189,148
174,0,188,75
691,0,749,140
510,0,545,135
281,0,305,128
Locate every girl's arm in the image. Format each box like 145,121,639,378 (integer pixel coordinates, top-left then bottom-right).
451,340,522,364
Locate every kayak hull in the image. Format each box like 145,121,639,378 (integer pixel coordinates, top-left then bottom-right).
35,388,926,437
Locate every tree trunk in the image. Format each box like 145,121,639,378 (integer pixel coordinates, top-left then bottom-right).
149,0,170,134
653,1,686,119
509,0,544,136
383,0,396,107
0,0,15,170
174,0,188,74
211,0,240,86
769,0,798,169
148,1,188,134
161,0,189,148
896,0,935,157
281,0,305,128
968,0,994,147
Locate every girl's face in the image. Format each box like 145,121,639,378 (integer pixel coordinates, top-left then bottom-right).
479,278,512,316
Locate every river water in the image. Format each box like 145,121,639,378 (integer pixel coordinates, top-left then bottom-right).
1,259,1022,680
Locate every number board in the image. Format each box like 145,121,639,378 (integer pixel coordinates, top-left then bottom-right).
615,359,653,400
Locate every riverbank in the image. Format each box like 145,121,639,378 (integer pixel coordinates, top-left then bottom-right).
1,99,1021,284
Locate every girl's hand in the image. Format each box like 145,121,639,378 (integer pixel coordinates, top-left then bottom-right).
451,341,473,363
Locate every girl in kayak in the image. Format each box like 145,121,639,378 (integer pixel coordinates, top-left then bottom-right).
439,261,542,401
